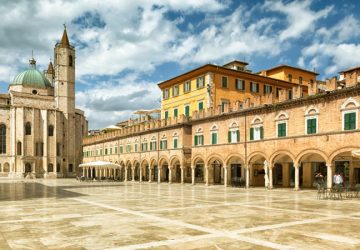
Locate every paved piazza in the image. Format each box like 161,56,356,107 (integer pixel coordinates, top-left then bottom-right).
0,180,360,249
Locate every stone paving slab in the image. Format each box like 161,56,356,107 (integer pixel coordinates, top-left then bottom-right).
0,179,359,249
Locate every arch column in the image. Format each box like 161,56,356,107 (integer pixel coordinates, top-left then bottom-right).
90,167,93,179
224,165,228,187
168,166,172,184
205,165,209,186
140,167,143,182
180,166,184,184
294,164,300,191
132,167,135,181
82,167,85,177
124,167,127,182
326,163,332,188
158,166,161,184
245,166,250,188
269,165,273,189
148,166,152,183
191,166,195,185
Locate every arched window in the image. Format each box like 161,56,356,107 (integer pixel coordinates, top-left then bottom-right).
48,125,54,136
25,122,31,135
0,124,6,154
69,55,73,67
17,141,22,155
48,164,54,172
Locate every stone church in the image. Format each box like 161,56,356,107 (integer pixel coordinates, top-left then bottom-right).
0,28,87,178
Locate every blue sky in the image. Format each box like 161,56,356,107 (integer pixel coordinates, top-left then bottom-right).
0,0,359,129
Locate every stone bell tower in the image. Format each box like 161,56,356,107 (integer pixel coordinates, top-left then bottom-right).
54,25,76,176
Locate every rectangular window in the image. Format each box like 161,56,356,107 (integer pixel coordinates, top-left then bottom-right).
160,140,167,150
184,105,190,117
105,148,108,155
250,82,259,93
228,130,239,143
110,148,112,154
173,108,178,118
163,89,169,99
221,100,229,113
172,85,179,97
235,79,245,90
150,141,157,151
100,149,103,156
198,101,204,111
276,87,281,98
164,111,169,119
126,144,131,153
299,76,303,85
134,144,138,152
263,85,273,94
141,143,147,152
194,135,204,146
120,145,123,154
278,123,287,137
307,118,317,134
114,147,117,154
288,90,293,100
173,138,178,149
288,74,292,82
196,76,205,89
221,76,228,88
211,133,217,145
252,126,264,140
184,80,191,93
344,112,356,130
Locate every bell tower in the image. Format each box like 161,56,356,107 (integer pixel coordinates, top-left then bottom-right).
54,25,75,114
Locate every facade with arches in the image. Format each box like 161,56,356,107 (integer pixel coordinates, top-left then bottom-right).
83,85,360,189
0,28,87,178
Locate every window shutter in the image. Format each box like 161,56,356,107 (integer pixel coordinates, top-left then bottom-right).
236,130,240,142
250,128,254,140
350,113,356,129
260,126,264,139
256,83,259,93
228,131,231,143
194,136,198,146
201,135,204,145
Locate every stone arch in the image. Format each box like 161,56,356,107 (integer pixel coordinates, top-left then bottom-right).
247,151,269,165
275,111,289,121
228,121,239,128
3,162,10,172
295,148,329,164
141,158,149,167
251,115,263,125
192,154,205,166
170,155,181,166
210,124,218,131
270,150,296,166
341,97,360,110
225,153,245,166
305,105,319,116
207,154,224,185
206,153,224,166
329,146,360,163
158,156,170,167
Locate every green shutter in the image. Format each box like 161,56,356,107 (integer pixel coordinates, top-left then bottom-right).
345,113,356,130
174,109,178,117
174,139,177,149
185,106,189,116
278,123,286,137
250,128,254,141
165,111,168,119
260,126,264,139
201,135,204,145
212,133,217,145
307,118,316,134
199,102,203,111
228,131,231,143
236,130,240,142
194,136,198,146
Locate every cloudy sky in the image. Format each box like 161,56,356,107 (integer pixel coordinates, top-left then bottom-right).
0,0,359,129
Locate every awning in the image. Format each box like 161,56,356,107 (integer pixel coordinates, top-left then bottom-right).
79,161,121,168
352,150,360,159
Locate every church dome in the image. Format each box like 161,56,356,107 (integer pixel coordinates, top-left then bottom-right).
10,58,52,89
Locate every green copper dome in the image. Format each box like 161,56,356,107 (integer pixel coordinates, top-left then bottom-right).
10,59,52,89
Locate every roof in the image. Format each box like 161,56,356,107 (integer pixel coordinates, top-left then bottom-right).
102,125,121,131
133,109,161,115
47,61,54,74
261,64,319,76
223,60,249,66
340,66,360,73
60,28,70,46
10,59,52,89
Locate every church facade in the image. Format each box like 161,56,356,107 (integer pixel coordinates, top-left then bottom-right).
0,28,87,178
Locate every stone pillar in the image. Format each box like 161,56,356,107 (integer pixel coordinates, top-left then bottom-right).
283,163,290,187
269,166,273,189
191,166,195,185
327,163,332,188
245,166,250,188
90,167,93,179
205,165,209,186
149,166,152,183
180,166,184,184
169,166,172,184
132,167,135,181
158,167,161,183
224,165,228,187
124,167,127,182
294,164,300,191
86,168,89,178
140,167,142,182
82,167,85,177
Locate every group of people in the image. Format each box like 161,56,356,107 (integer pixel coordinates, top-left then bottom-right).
314,171,344,187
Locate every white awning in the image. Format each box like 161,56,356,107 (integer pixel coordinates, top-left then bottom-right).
101,125,121,131
79,161,121,168
352,150,360,159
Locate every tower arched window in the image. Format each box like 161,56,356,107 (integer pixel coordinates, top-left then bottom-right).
69,55,73,67
48,125,54,136
25,122,31,135
0,124,6,154
17,141,22,155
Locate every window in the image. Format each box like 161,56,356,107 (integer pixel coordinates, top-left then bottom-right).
160,140,167,150
288,90,293,100
100,149,103,156
0,124,6,154
120,145,123,154
172,85,179,97
150,141,157,151
250,82,259,93
276,87,281,98
184,105,190,117
134,144,138,152
48,125,54,136
163,89,169,99
141,143,148,152
221,100,229,113
211,132,217,145
288,74,292,82
198,101,204,111
17,141,22,155
184,80,191,93
263,85,273,94
221,76,228,88
196,76,205,89
228,130,240,143
69,55,73,67
235,79,245,90
164,110,169,120
299,76,303,85
173,108,178,118
115,146,118,154
173,138,178,149
194,135,204,146
277,123,287,137
25,122,31,135
250,126,264,140
105,148,108,155
126,144,131,153
344,112,357,130
306,118,317,134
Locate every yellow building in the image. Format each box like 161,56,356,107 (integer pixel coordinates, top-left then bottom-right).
158,60,307,119
258,64,318,86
